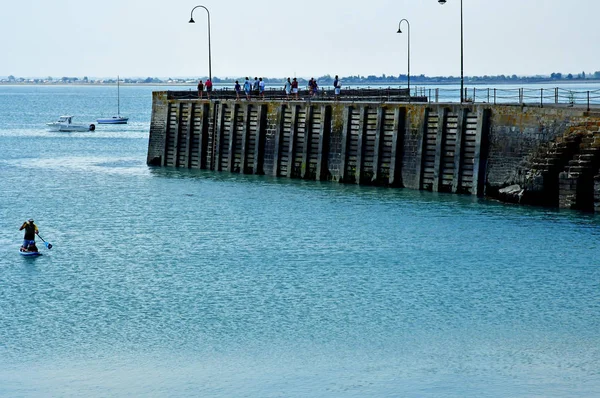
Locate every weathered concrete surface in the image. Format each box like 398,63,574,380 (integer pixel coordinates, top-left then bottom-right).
486,105,600,210
147,91,169,165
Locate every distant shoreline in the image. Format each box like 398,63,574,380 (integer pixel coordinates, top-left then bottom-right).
0,82,194,87
2,80,600,87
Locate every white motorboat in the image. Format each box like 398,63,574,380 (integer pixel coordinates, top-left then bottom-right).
47,116,96,132
97,76,128,124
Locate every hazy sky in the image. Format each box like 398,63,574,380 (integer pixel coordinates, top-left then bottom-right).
2,0,599,79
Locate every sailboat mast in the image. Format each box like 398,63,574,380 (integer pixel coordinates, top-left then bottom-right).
97,75,127,124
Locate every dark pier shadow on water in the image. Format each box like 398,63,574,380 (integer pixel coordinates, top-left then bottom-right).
147,166,600,230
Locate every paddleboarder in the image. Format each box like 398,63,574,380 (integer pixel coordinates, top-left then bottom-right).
19,218,39,252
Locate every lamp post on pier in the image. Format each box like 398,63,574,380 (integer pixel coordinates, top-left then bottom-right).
438,0,464,103
397,19,411,98
189,5,212,83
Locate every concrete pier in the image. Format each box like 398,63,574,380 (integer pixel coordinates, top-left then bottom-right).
147,91,600,212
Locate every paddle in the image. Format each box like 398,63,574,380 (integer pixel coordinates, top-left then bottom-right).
36,233,53,249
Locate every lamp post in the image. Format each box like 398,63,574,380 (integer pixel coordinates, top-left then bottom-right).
397,19,411,98
438,0,463,103
189,5,212,83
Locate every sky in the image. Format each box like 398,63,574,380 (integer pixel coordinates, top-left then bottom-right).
2,0,599,79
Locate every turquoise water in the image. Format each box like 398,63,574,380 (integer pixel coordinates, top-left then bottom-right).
1,86,599,397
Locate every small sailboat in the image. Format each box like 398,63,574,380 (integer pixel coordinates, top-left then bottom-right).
97,76,129,124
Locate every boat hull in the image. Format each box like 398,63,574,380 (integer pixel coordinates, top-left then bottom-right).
97,117,128,124
47,125,95,132
46,120,95,132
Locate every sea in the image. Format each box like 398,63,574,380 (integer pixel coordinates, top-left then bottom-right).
0,84,599,397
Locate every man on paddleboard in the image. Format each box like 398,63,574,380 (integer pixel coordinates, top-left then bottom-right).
19,219,39,252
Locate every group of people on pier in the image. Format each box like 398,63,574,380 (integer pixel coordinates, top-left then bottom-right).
196,78,213,100
197,75,341,101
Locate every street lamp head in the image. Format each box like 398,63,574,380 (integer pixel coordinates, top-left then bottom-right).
398,19,409,33
189,17,195,23
438,0,447,4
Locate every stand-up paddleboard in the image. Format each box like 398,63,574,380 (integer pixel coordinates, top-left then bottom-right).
20,249,42,257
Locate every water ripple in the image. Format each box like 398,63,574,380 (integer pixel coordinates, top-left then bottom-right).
1,86,599,397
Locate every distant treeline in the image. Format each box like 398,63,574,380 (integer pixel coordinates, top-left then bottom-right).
3,71,600,85
212,71,600,85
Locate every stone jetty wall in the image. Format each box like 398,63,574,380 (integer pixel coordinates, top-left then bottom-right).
147,91,600,213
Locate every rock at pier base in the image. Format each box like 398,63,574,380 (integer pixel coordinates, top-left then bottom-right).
498,184,525,204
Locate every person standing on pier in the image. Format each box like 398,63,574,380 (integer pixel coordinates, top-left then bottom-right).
244,77,252,100
283,78,292,100
205,78,213,100
291,78,299,100
308,78,315,97
333,75,341,100
259,78,265,99
252,77,259,97
234,80,241,100
197,80,204,99
312,78,318,97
